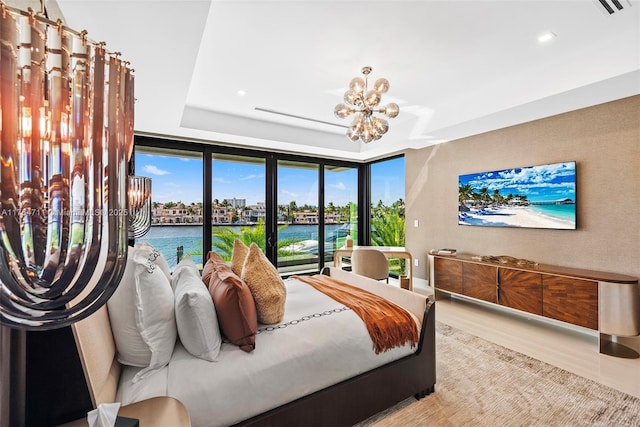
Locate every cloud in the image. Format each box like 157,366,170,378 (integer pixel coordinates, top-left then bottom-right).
240,173,264,181
329,182,347,191
143,164,171,176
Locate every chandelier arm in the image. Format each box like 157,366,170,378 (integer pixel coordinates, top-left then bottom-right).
1,1,115,53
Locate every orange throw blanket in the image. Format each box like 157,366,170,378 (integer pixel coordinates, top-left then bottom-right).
292,274,419,354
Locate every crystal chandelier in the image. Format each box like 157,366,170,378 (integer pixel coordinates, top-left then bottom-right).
334,66,400,143
0,1,134,329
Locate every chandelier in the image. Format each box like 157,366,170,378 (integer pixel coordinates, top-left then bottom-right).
128,175,153,239
334,66,400,143
0,2,134,329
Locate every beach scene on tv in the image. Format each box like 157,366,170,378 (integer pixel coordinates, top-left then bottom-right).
458,161,576,229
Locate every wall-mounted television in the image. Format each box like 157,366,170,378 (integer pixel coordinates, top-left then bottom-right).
458,161,576,230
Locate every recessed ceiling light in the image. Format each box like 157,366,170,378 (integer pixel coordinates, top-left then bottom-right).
237,89,246,96
538,32,557,43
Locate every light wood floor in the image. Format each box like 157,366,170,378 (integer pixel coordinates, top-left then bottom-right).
409,279,640,399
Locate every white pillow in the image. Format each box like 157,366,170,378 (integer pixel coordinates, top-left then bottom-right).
172,256,221,361
107,243,177,382
135,241,172,280
171,255,199,290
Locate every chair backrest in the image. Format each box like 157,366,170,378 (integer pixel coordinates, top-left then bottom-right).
351,248,389,281
70,304,121,407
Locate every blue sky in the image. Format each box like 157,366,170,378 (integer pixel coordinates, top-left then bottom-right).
135,153,405,207
458,161,576,202
371,157,405,205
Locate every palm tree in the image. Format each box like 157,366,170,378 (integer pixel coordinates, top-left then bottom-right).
458,183,474,208
326,202,335,214
492,189,503,205
478,187,491,207
370,206,406,276
287,201,297,223
210,218,302,261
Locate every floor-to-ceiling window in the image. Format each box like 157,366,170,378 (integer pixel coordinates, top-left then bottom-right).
324,165,358,264
210,154,266,261
134,146,204,269
369,156,406,277
276,160,320,274
134,136,403,276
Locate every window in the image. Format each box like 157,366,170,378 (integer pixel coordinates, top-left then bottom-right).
134,146,204,269
370,156,406,276
324,165,358,263
133,136,402,276
210,154,266,261
277,160,319,274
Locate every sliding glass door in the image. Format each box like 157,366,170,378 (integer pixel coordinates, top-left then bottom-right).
210,154,266,261
276,160,319,274
134,135,405,277
324,165,358,264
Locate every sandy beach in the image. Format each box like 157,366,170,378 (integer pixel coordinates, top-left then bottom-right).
459,206,575,229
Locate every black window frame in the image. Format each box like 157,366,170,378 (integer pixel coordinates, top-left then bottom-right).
133,134,402,273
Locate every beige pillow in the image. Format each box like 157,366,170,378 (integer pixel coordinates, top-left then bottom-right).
241,243,286,324
231,239,249,276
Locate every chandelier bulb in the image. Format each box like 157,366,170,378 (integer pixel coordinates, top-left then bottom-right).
349,77,366,95
373,78,390,94
360,128,374,144
347,128,360,141
372,117,389,134
384,103,400,118
334,103,353,119
344,89,362,106
364,90,381,108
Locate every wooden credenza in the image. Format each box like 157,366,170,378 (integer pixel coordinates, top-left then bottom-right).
428,253,640,358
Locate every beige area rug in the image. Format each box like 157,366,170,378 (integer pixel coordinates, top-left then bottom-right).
356,322,640,426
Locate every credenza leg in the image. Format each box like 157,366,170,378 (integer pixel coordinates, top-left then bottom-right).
599,332,640,359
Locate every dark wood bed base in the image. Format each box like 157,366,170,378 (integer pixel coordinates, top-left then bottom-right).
234,270,436,427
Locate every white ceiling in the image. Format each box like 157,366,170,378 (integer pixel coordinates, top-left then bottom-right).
46,1,640,161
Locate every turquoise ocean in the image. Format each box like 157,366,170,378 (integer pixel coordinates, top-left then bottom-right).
529,204,576,223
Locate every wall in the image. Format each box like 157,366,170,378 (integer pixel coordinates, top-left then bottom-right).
405,95,639,280
405,95,640,350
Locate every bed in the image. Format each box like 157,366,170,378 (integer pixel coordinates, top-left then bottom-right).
71,244,436,427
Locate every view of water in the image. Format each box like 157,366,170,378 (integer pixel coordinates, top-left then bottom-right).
530,204,576,223
139,223,347,268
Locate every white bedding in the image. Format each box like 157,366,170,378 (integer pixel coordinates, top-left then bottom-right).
117,276,420,427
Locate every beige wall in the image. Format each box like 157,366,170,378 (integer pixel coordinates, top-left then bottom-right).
405,95,639,280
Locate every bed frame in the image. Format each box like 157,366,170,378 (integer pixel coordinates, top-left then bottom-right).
71,267,436,427
234,267,436,426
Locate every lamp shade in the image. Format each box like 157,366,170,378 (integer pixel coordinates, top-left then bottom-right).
128,176,153,239
0,6,134,330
